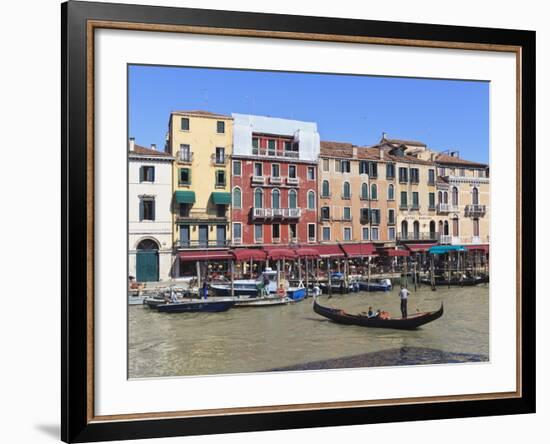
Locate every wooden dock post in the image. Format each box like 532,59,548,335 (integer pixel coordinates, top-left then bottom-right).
328,258,332,296
230,260,235,297
447,252,451,288
195,261,201,298
430,254,436,290
413,261,417,291
305,258,309,295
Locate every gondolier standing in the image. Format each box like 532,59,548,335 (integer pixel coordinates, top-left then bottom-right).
399,285,410,318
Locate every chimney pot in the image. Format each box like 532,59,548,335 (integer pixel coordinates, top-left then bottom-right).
379,149,384,160
151,143,157,151
129,137,135,151
352,147,358,158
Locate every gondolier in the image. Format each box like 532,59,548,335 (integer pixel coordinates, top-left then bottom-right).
399,285,410,318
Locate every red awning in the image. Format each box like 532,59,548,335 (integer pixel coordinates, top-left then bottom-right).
178,251,233,262
263,247,297,260
378,248,410,257
295,247,320,258
405,243,437,253
465,244,490,253
314,244,345,257
231,248,267,261
340,243,376,257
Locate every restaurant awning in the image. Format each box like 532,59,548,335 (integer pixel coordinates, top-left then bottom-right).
263,247,297,260
428,245,467,254
465,244,490,253
232,248,267,261
211,192,231,205
405,243,437,253
378,248,410,257
178,250,232,261
314,244,345,257
174,190,196,204
295,247,320,258
340,243,376,257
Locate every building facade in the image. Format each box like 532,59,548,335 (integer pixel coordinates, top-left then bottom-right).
167,111,234,277
128,140,174,282
230,114,320,246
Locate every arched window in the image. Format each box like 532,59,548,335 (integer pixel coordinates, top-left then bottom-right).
272,189,280,209
413,221,420,239
429,221,436,237
137,238,159,250
288,189,297,209
370,184,378,200
472,187,479,205
444,191,448,204
232,187,241,209
342,181,351,199
438,220,443,234
473,218,480,237
438,191,442,204
307,191,316,210
361,183,369,199
388,184,394,200
452,187,459,206
322,180,330,197
444,220,449,235
401,220,408,239
452,217,459,237
254,188,263,209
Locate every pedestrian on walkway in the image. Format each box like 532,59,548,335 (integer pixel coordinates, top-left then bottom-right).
399,284,410,318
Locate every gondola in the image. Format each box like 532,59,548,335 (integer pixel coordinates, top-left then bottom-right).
312,298,443,330
419,275,489,286
157,299,235,313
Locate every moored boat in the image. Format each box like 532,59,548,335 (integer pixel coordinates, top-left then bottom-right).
419,275,489,286
157,299,235,313
357,278,392,292
313,297,443,330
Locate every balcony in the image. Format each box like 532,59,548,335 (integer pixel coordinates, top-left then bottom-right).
465,204,487,217
174,239,231,249
251,147,299,159
286,177,299,186
438,234,453,245
252,208,302,219
320,193,332,199
177,151,193,164
269,176,283,185
210,153,227,166
397,232,438,242
436,203,459,214
251,175,265,184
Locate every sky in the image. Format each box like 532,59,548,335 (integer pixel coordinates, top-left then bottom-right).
128,65,489,163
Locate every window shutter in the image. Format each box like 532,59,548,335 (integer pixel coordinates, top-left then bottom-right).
139,200,144,221
151,201,155,221
139,166,144,182
151,167,155,182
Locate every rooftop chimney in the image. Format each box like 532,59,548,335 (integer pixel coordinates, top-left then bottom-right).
382,132,387,141
352,146,358,158
450,150,459,158
151,143,157,151
129,137,135,151
379,148,384,160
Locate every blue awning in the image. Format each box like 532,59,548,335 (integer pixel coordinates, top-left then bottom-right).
429,245,467,254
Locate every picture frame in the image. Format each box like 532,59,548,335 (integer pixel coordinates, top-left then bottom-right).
61,1,536,442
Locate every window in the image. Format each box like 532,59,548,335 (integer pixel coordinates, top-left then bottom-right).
473,218,480,237
179,168,190,185
215,147,225,164
216,205,226,217
272,189,280,209
252,137,259,153
254,188,263,208
412,192,419,209
272,224,280,241
410,168,419,184
288,189,297,208
388,227,396,240
140,198,155,221
307,167,315,180
232,187,242,209
322,158,330,172
399,167,408,183
369,162,378,178
141,166,155,182
288,165,297,178
459,168,465,177
290,224,297,240
254,224,263,242
428,169,435,184
359,161,368,175
307,191,316,209
413,221,420,239
181,117,189,131
341,160,351,173
254,163,263,176
387,184,394,200
386,163,395,179
216,120,225,133
343,207,351,220
360,208,369,223
179,144,191,162
179,203,190,217
452,187,459,206
472,187,479,205
343,227,352,241
335,159,341,173
271,164,280,177
388,209,395,224
233,223,242,243
370,183,378,200
429,192,435,209
360,227,368,241
401,220,408,238
400,191,408,208
371,228,379,241
444,191,449,204
215,170,226,186
322,226,331,241
370,209,380,225
438,191,443,204
308,223,316,242
322,180,330,198
321,206,330,220
268,139,276,155
439,167,446,176
361,183,368,199
452,217,459,237
232,160,241,176
342,181,351,199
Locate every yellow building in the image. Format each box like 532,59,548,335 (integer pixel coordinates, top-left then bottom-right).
167,111,233,263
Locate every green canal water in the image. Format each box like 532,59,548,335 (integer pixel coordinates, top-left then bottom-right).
128,285,489,378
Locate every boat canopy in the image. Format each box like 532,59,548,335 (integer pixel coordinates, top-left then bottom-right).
232,248,267,261
428,245,467,254
340,243,376,257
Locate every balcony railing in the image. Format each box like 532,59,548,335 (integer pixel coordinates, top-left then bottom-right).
251,175,265,184
436,203,459,213
252,208,302,219
251,148,300,159
177,151,193,164
438,234,453,245
286,177,299,185
175,239,231,249
269,176,283,185
397,232,438,241
320,193,332,199
211,153,227,165
465,204,487,217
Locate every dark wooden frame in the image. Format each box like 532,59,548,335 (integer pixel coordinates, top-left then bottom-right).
62,1,536,442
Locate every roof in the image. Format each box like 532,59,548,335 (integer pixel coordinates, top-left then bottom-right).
434,153,488,168
171,110,232,119
130,144,172,157
320,140,355,158
381,136,426,147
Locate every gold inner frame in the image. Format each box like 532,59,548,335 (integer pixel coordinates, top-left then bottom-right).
85,19,523,423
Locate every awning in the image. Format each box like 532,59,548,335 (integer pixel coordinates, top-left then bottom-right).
263,247,297,260
405,243,437,253
340,243,376,257
178,250,232,261
232,248,267,261
378,248,410,257
428,245,467,254
295,247,320,258
465,244,490,253
211,192,231,205
314,244,345,257
175,190,196,204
